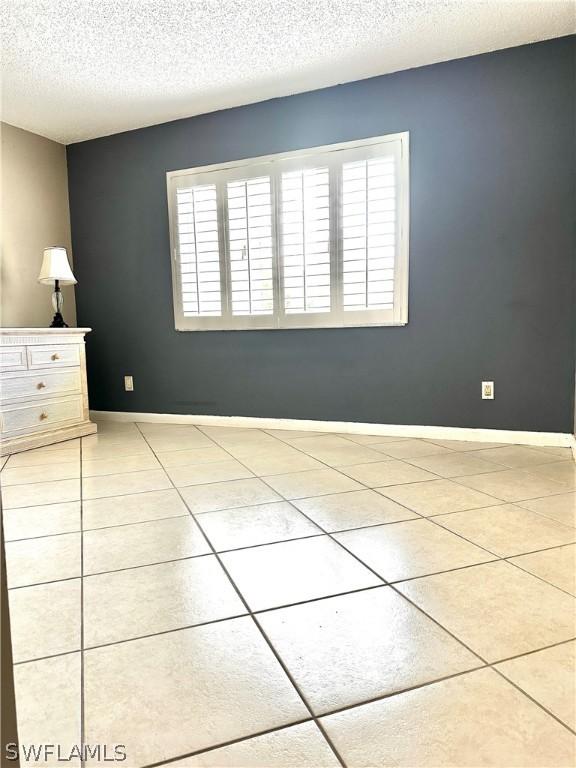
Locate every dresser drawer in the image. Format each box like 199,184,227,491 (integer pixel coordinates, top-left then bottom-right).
1,396,83,435
1,347,27,372
1,369,82,403
27,344,80,369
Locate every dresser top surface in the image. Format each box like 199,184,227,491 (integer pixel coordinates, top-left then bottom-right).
1,328,91,335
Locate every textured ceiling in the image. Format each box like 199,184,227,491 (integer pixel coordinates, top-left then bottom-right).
2,0,574,144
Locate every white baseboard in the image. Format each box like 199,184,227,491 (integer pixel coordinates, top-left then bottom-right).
90,410,574,449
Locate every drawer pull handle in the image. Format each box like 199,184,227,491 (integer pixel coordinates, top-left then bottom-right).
37,382,46,390
39,412,48,421
51,353,60,361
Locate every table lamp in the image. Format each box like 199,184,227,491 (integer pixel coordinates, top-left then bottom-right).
38,246,77,328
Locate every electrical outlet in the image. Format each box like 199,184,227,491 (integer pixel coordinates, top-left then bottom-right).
124,376,134,392
482,381,494,400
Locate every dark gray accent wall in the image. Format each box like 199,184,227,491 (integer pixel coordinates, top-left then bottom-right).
67,37,576,432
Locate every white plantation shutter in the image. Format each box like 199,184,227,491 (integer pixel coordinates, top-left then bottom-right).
175,184,221,317
280,167,331,314
342,156,396,311
168,132,408,330
227,176,274,315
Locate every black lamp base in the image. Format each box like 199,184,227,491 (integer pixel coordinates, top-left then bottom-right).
50,312,68,328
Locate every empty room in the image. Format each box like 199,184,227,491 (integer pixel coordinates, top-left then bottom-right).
1,1,575,766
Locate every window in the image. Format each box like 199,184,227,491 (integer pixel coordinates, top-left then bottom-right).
167,132,409,330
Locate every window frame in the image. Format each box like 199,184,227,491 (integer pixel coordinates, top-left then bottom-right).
167,131,409,331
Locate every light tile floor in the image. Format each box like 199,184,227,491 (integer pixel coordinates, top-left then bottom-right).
2,423,575,767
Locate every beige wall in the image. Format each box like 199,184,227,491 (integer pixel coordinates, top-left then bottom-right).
1,122,76,327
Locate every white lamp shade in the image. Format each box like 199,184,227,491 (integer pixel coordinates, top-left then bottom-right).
38,247,77,286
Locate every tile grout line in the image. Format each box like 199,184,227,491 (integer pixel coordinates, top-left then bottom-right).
421,501,576,532
5,479,575,539
0,490,521,543
140,668,494,768
9,533,575,597
143,646,576,768
271,433,568,476
218,429,576,730
13,613,249,666
2,461,167,486
78,611,249,655
191,431,493,654
315,647,576,730
1,481,359,510
315,664,488,718
417,492,576,569
446,469,572,500
12,542,576,659
338,434,575,462
503,556,576,599
140,717,316,768
7,529,81,545
6,426,575,753
267,428,574,504
5,512,191,542
146,430,353,767
265,428,565,505
7,428,570,607
3,462,572,515
16,585,388,663
2,471,81,488
7,436,574,597
3,456,82,470
18,499,573,549
264,430,576,593
7,426,576,767
15,623,576,683
204,426,576,738
4,441,571,492
490,663,576,736
378,441,574,477
252,431,508,562
134,423,349,768
511,503,576,529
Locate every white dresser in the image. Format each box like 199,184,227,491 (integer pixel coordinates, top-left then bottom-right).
0,328,97,456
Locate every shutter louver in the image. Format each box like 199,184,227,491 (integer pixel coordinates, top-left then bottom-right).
341,156,396,311
227,176,274,315
176,184,222,316
280,167,331,314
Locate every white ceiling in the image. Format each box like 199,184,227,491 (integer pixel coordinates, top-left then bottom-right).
2,0,574,145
